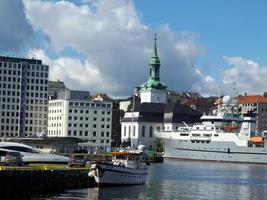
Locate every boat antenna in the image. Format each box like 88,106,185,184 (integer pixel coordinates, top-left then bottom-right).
183,121,189,128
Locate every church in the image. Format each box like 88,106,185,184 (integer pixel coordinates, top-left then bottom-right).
120,35,201,148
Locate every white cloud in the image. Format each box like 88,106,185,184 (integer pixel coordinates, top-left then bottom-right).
27,49,118,92
22,0,217,97
220,56,267,95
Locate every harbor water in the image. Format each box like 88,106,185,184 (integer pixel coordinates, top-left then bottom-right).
32,160,267,200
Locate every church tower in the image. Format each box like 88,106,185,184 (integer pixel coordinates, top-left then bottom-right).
139,34,167,103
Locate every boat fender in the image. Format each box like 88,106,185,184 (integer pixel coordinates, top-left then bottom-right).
88,171,95,177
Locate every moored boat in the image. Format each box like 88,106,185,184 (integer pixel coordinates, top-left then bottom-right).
88,151,149,187
155,96,267,164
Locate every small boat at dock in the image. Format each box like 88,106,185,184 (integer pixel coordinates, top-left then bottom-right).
88,151,149,187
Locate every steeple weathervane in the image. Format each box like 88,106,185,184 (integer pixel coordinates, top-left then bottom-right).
153,33,158,57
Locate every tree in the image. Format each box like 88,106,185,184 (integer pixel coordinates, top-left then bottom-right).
208,96,216,104
154,138,164,153
127,102,133,111
263,92,267,98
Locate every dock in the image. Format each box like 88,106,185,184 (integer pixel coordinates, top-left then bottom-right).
0,164,95,199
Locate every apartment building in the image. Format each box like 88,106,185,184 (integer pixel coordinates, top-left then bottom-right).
238,95,267,133
0,56,49,137
48,98,112,153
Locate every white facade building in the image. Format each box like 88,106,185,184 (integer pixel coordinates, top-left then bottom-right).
0,56,49,137
48,99,112,153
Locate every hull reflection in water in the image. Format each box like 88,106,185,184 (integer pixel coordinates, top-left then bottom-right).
31,160,267,200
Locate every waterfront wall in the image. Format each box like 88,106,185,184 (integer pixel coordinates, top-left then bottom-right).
0,168,95,199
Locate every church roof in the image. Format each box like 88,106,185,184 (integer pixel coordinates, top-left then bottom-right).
121,102,201,123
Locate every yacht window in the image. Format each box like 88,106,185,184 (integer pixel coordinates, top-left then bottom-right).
203,134,212,137
180,133,189,136
192,134,200,137
214,134,219,137
2,146,40,153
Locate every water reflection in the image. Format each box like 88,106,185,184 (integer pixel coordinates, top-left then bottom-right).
33,160,267,200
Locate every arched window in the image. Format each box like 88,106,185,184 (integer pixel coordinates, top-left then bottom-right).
142,126,145,137
149,126,153,137
124,126,126,137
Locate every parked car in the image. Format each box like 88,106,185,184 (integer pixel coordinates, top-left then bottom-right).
1,151,23,166
68,154,87,167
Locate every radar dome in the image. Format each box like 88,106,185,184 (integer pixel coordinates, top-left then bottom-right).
222,95,231,104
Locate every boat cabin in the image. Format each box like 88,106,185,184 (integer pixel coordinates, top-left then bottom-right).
111,152,142,161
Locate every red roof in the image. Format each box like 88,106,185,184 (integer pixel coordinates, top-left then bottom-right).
237,95,267,103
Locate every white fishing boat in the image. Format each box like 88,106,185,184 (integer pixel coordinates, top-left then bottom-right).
88,151,149,187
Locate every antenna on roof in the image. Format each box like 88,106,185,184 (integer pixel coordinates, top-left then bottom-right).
233,82,237,97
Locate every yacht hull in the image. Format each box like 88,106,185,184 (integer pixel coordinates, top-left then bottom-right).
161,138,267,164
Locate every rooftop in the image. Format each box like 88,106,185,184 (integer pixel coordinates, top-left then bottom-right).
0,56,42,65
237,95,267,104
48,81,66,89
184,98,213,106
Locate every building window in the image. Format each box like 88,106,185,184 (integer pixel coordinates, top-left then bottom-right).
149,126,153,137
142,126,145,137
128,126,131,137
133,126,136,137
124,126,126,137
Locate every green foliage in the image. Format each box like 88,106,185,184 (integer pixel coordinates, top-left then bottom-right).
263,92,267,98
127,102,133,111
154,138,164,153
112,99,120,109
119,110,125,118
208,97,216,104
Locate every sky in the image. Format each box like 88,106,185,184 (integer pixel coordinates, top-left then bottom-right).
0,0,267,98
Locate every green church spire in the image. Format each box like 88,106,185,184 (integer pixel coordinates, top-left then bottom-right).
150,33,160,66
140,34,167,91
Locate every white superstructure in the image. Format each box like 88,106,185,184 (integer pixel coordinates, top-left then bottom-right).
0,142,69,164
156,96,267,164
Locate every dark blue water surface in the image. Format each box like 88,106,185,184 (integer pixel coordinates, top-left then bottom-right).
37,160,267,200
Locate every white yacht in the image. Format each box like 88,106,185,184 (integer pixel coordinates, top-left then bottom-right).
88,151,149,187
0,142,69,164
155,96,267,164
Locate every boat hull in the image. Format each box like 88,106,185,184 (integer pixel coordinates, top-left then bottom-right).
90,162,148,187
161,138,267,164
